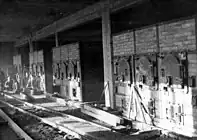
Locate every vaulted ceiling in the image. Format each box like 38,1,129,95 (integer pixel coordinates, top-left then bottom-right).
0,0,101,42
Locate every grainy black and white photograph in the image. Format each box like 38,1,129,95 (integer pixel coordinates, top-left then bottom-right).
0,0,197,139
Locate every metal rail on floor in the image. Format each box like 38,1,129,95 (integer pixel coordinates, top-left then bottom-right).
0,108,33,140
3,92,195,140
2,93,164,140
0,92,158,140
0,94,83,139
1,92,112,130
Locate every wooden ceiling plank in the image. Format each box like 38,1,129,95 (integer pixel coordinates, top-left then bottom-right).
15,0,146,47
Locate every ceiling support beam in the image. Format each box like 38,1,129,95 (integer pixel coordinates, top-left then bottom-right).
15,0,147,47
38,36,101,43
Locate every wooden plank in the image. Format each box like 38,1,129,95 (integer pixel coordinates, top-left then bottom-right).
0,109,33,140
110,0,146,12
81,104,124,127
44,116,141,140
1,92,113,130
14,36,29,48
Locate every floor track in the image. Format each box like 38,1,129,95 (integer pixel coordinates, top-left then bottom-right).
0,92,163,140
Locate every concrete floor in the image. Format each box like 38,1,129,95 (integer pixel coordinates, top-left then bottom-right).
1,92,193,140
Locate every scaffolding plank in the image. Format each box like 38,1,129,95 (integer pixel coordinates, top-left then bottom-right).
44,116,141,140
81,104,124,127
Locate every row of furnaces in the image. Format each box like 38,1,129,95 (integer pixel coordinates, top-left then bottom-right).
13,55,22,75
14,43,82,102
52,43,81,102
12,51,45,91
29,50,45,76
13,52,45,76
114,52,196,127
53,60,81,101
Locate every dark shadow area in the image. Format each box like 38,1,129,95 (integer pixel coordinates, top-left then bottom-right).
19,44,30,69
58,18,102,44
29,98,54,104
111,0,197,34
0,125,21,140
55,18,104,102
80,41,104,102
36,36,56,94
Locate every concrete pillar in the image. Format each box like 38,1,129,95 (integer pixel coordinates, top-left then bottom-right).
55,22,59,47
55,31,59,47
28,36,34,75
20,45,29,71
102,1,114,108
28,36,33,53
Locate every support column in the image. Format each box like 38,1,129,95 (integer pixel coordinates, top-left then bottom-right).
55,32,59,47
28,36,33,53
28,36,34,74
102,1,114,108
55,22,59,47
44,45,53,94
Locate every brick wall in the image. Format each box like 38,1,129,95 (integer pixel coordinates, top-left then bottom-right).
112,27,157,56
112,31,134,115
135,26,157,54
37,50,44,63
113,19,196,55
158,19,196,130
52,47,61,62
159,19,196,52
58,43,79,61
67,43,80,60
188,53,197,129
61,45,69,61
112,31,134,56
188,54,197,77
